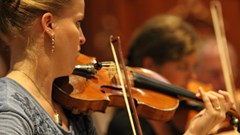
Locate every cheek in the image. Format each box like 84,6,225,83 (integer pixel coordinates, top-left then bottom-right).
57,23,80,46
55,27,80,62
65,29,80,49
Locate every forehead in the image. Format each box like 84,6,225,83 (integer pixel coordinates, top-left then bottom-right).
60,0,85,18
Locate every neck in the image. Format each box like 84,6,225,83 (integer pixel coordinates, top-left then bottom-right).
7,69,63,126
8,67,53,103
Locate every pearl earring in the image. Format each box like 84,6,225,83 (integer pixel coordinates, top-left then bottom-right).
51,33,55,53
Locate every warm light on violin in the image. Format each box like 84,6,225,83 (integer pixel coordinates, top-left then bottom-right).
53,61,179,121
52,59,240,132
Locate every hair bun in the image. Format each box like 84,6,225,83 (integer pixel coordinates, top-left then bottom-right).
1,0,20,10
0,0,20,35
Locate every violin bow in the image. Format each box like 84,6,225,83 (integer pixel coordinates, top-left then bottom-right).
110,35,143,135
210,0,240,131
210,0,238,109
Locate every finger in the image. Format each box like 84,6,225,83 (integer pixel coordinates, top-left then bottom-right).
199,88,215,112
208,91,225,110
206,91,222,111
218,90,234,110
218,90,233,103
196,87,205,98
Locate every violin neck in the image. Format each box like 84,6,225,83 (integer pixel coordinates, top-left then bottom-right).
132,71,202,102
180,100,203,111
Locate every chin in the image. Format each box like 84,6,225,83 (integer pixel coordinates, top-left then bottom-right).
60,66,75,77
68,65,75,74
76,52,81,59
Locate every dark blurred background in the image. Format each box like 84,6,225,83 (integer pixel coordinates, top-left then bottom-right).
81,0,240,86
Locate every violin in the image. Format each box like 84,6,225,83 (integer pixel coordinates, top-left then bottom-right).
53,54,178,121
52,54,110,114
52,54,240,132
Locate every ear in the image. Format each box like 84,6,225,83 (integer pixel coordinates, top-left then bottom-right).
41,12,54,37
142,57,156,70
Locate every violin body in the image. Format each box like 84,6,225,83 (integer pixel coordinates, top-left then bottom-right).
53,54,179,120
53,54,110,114
102,67,179,121
53,76,110,114
53,64,179,121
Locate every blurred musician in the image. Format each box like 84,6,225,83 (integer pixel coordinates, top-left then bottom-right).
105,15,233,135
193,37,238,91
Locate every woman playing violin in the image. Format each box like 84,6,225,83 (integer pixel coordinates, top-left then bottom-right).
0,1,233,135
0,0,97,134
107,15,234,135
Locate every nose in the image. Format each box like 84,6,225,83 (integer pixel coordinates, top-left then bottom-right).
80,35,86,45
79,28,86,45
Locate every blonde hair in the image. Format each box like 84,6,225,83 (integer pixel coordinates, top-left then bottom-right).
0,0,72,37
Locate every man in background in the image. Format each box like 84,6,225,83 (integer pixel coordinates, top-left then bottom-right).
194,37,238,91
